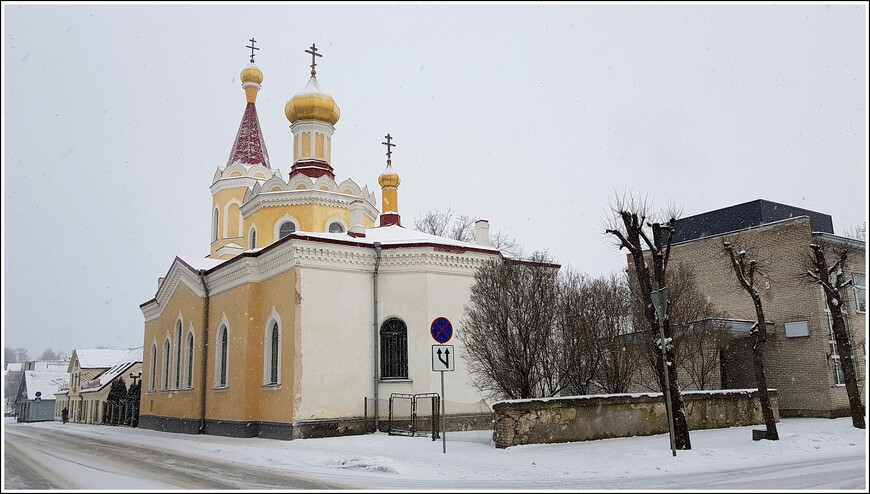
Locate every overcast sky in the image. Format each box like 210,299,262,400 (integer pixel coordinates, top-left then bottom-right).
2,2,868,359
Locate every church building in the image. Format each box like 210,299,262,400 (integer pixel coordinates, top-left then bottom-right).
138,42,510,439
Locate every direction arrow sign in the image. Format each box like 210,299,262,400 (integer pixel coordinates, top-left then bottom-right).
432,345,455,372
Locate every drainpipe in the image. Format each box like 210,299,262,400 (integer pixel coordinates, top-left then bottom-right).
198,269,210,434
372,242,382,432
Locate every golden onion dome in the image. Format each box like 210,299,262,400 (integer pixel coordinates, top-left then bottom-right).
378,162,400,188
284,76,340,125
240,63,264,85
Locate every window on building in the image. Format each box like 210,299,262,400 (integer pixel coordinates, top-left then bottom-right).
174,321,182,389
150,344,157,391
854,274,866,313
328,222,345,233
380,318,408,379
279,221,296,239
268,322,279,385
216,326,228,387
162,340,171,390
212,209,219,242
250,229,257,250
826,311,853,386
186,332,194,389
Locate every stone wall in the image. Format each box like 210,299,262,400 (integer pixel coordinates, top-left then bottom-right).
493,389,779,448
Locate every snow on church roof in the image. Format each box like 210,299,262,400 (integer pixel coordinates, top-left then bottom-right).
302,225,501,252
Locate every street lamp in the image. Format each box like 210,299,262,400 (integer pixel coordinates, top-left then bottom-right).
129,371,142,386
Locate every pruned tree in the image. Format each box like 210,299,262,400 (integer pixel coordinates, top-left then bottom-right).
604,194,692,450
804,239,865,429
414,208,522,257
460,251,562,399
722,239,779,440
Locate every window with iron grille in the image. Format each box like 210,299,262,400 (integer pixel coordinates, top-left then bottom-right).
380,318,408,379
279,221,296,239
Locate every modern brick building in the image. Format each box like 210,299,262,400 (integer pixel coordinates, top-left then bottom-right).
665,199,866,418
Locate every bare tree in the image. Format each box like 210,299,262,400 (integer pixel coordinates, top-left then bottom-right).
5,347,31,364
460,252,562,400
804,239,865,429
414,208,522,257
39,348,60,361
722,239,779,440
842,222,866,242
604,194,692,450
555,269,605,395
667,264,728,391
587,272,638,394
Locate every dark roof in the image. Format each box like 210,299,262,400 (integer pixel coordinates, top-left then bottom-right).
670,199,834,244
226,102,271,168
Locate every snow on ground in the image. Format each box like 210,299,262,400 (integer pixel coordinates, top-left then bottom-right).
3,416,867,491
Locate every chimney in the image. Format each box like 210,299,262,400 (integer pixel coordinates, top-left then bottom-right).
475,219,491,246
349,200,367,237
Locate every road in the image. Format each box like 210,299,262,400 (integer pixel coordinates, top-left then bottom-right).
3,424,338,490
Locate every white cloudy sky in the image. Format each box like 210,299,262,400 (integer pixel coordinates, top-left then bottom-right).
2,2,867,357
2,416,866,489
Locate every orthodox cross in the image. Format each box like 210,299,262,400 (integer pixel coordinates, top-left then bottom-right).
246,38,259,63
382,134,396,164
305,43,322,76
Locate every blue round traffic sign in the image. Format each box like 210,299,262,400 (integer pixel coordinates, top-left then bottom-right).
431,317,453,343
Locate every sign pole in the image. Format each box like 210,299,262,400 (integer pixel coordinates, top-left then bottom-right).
440,370,446,454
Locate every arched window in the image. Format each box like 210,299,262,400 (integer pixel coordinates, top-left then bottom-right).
250,229,257,249
174,321,182,389
212,208,219,242
328,222,345,233
380,318,408,379
279,221,296,239
162,339,171,390
216,326,229,387
186,332,195,389
268,322,280,384
150,344,157,391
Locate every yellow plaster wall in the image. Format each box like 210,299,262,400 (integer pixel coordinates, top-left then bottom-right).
211,187,247,258
142,281,205,421
315,133,324,159
142,268,299,425
244,204,354,244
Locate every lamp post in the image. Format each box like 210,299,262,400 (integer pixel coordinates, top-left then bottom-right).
129,371,141,386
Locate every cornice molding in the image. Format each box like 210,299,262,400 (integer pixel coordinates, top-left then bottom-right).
142,238,500,322
240,189,379,220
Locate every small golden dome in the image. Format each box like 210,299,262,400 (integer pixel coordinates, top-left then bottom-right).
240,63,263,85
285,76,340,125
378,162,400,188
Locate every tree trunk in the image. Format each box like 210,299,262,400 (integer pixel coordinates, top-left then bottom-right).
750,292,779,440
827,296,866,429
